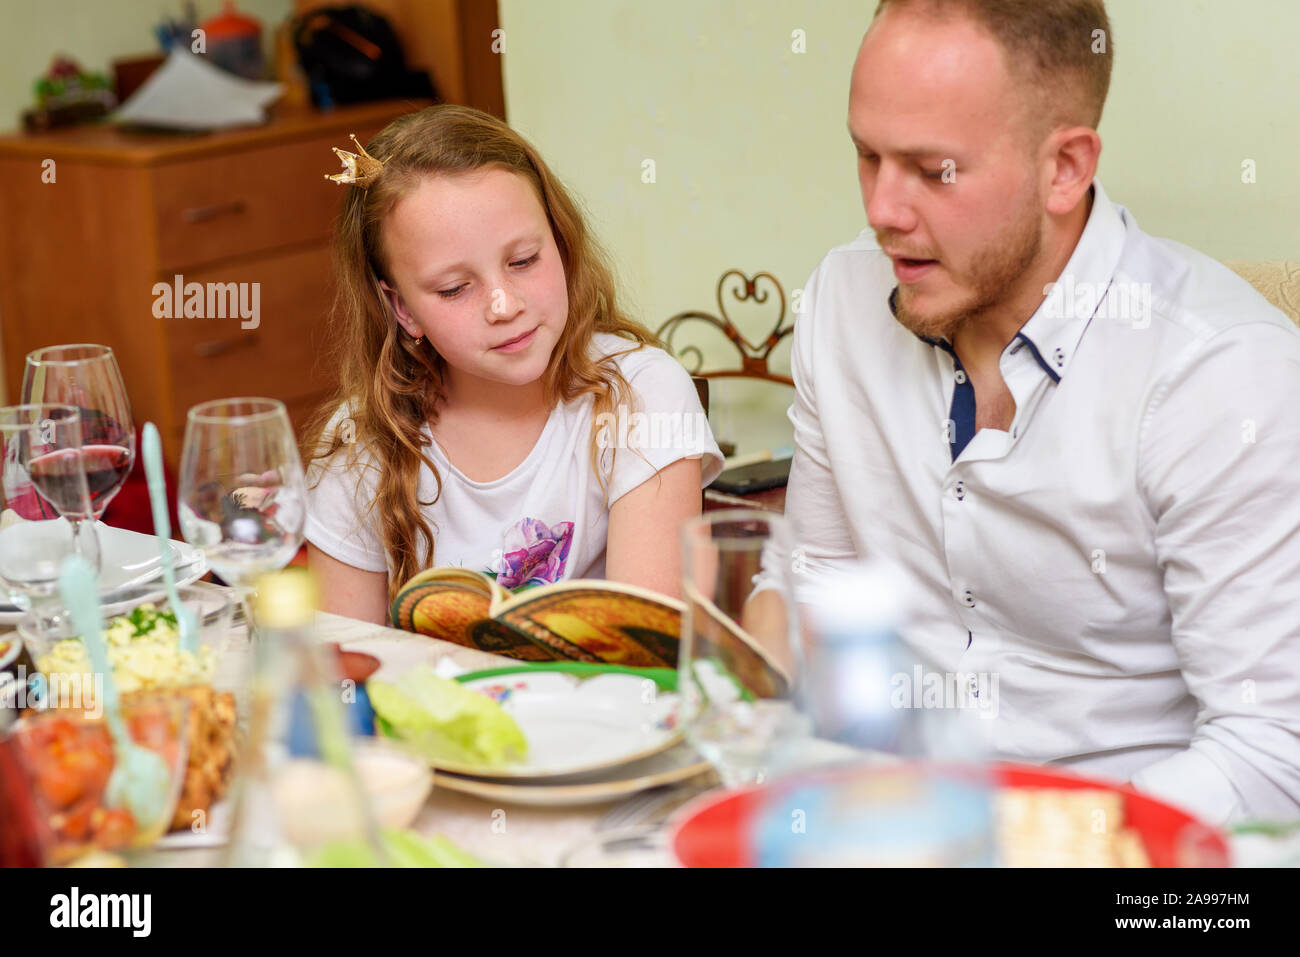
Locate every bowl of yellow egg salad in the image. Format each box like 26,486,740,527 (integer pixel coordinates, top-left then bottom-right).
22,585,236,703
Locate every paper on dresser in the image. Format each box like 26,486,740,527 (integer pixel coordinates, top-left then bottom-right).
112,49,283,131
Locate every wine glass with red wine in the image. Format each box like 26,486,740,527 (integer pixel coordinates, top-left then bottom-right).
0,404,97,639
21,344,136,567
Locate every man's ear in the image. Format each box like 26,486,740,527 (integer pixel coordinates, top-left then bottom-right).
379,279,423,338
1043,126,1101,217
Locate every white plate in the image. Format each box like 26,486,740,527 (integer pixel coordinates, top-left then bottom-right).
432,737,877,808
434,742,714,807
0,522,207,624
420,671,683,780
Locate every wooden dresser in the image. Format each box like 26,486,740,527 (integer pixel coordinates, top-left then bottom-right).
0,99,427,469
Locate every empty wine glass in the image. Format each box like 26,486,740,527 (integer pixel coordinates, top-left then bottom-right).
177,398,307,618
0,404,96,639
21,344,136,567
678,510,812,788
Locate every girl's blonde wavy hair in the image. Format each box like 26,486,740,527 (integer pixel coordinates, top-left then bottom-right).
302,105,656,606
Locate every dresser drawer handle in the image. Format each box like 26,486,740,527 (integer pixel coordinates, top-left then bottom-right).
194,333,260,358
182,200,248,224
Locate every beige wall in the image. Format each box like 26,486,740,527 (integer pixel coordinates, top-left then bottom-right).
499,0,1300,453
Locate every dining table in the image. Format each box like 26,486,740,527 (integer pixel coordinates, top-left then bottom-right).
140,584,1299,869
9,580,716,869
8,566,1289,869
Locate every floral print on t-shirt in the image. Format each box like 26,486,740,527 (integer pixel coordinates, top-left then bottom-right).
488,517,575,589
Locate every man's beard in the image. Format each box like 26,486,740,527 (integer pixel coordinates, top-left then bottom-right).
888,195,1044,342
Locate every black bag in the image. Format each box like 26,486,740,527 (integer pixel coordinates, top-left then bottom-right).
293,5,437,107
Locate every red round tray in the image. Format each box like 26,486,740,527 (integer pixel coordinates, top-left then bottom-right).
669,761,1231,868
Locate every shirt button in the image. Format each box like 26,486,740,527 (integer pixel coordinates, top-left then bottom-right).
952,481,966,501
954,370,968,384
963,589,976,608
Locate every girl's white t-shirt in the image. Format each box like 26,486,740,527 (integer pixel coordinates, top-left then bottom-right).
303,334,724,588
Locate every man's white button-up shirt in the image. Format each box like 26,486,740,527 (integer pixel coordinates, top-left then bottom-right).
786,180,1300,825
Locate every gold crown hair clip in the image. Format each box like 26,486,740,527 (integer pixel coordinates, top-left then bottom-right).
325,133,384,189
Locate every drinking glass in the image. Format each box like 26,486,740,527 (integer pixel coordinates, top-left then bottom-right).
0,404,96,638
177,398,307,612
678,509,812,787
21,344,136,566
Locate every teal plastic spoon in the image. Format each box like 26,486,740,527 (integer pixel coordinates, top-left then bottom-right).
142,422,199,654
59,555,171,829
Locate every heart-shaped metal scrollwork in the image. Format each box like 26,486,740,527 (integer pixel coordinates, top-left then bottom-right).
656,270,794,385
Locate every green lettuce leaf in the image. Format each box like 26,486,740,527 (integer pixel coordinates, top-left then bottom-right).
308,830,486,868
367,666,527,768
381,830,485,868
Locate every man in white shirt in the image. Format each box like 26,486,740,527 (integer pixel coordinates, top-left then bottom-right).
787,0,1300,824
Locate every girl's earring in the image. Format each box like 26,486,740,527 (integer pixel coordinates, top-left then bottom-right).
414,335,424,345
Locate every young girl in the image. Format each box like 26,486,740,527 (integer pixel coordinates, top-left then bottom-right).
302,105,723,624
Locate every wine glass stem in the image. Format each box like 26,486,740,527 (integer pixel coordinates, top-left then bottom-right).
70,518,101,574
22,589,76,641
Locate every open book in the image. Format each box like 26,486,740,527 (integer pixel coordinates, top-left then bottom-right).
391,568,788,697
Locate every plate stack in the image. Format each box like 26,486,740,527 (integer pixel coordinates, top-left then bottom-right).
0,523,207,626
418,665,714,807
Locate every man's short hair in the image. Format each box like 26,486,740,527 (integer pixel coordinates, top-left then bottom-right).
872,0,1113,137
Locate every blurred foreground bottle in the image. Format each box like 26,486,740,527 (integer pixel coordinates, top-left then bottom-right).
223,569,385,867
769,560,996,866
801,560,995,761
801,560,923,754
